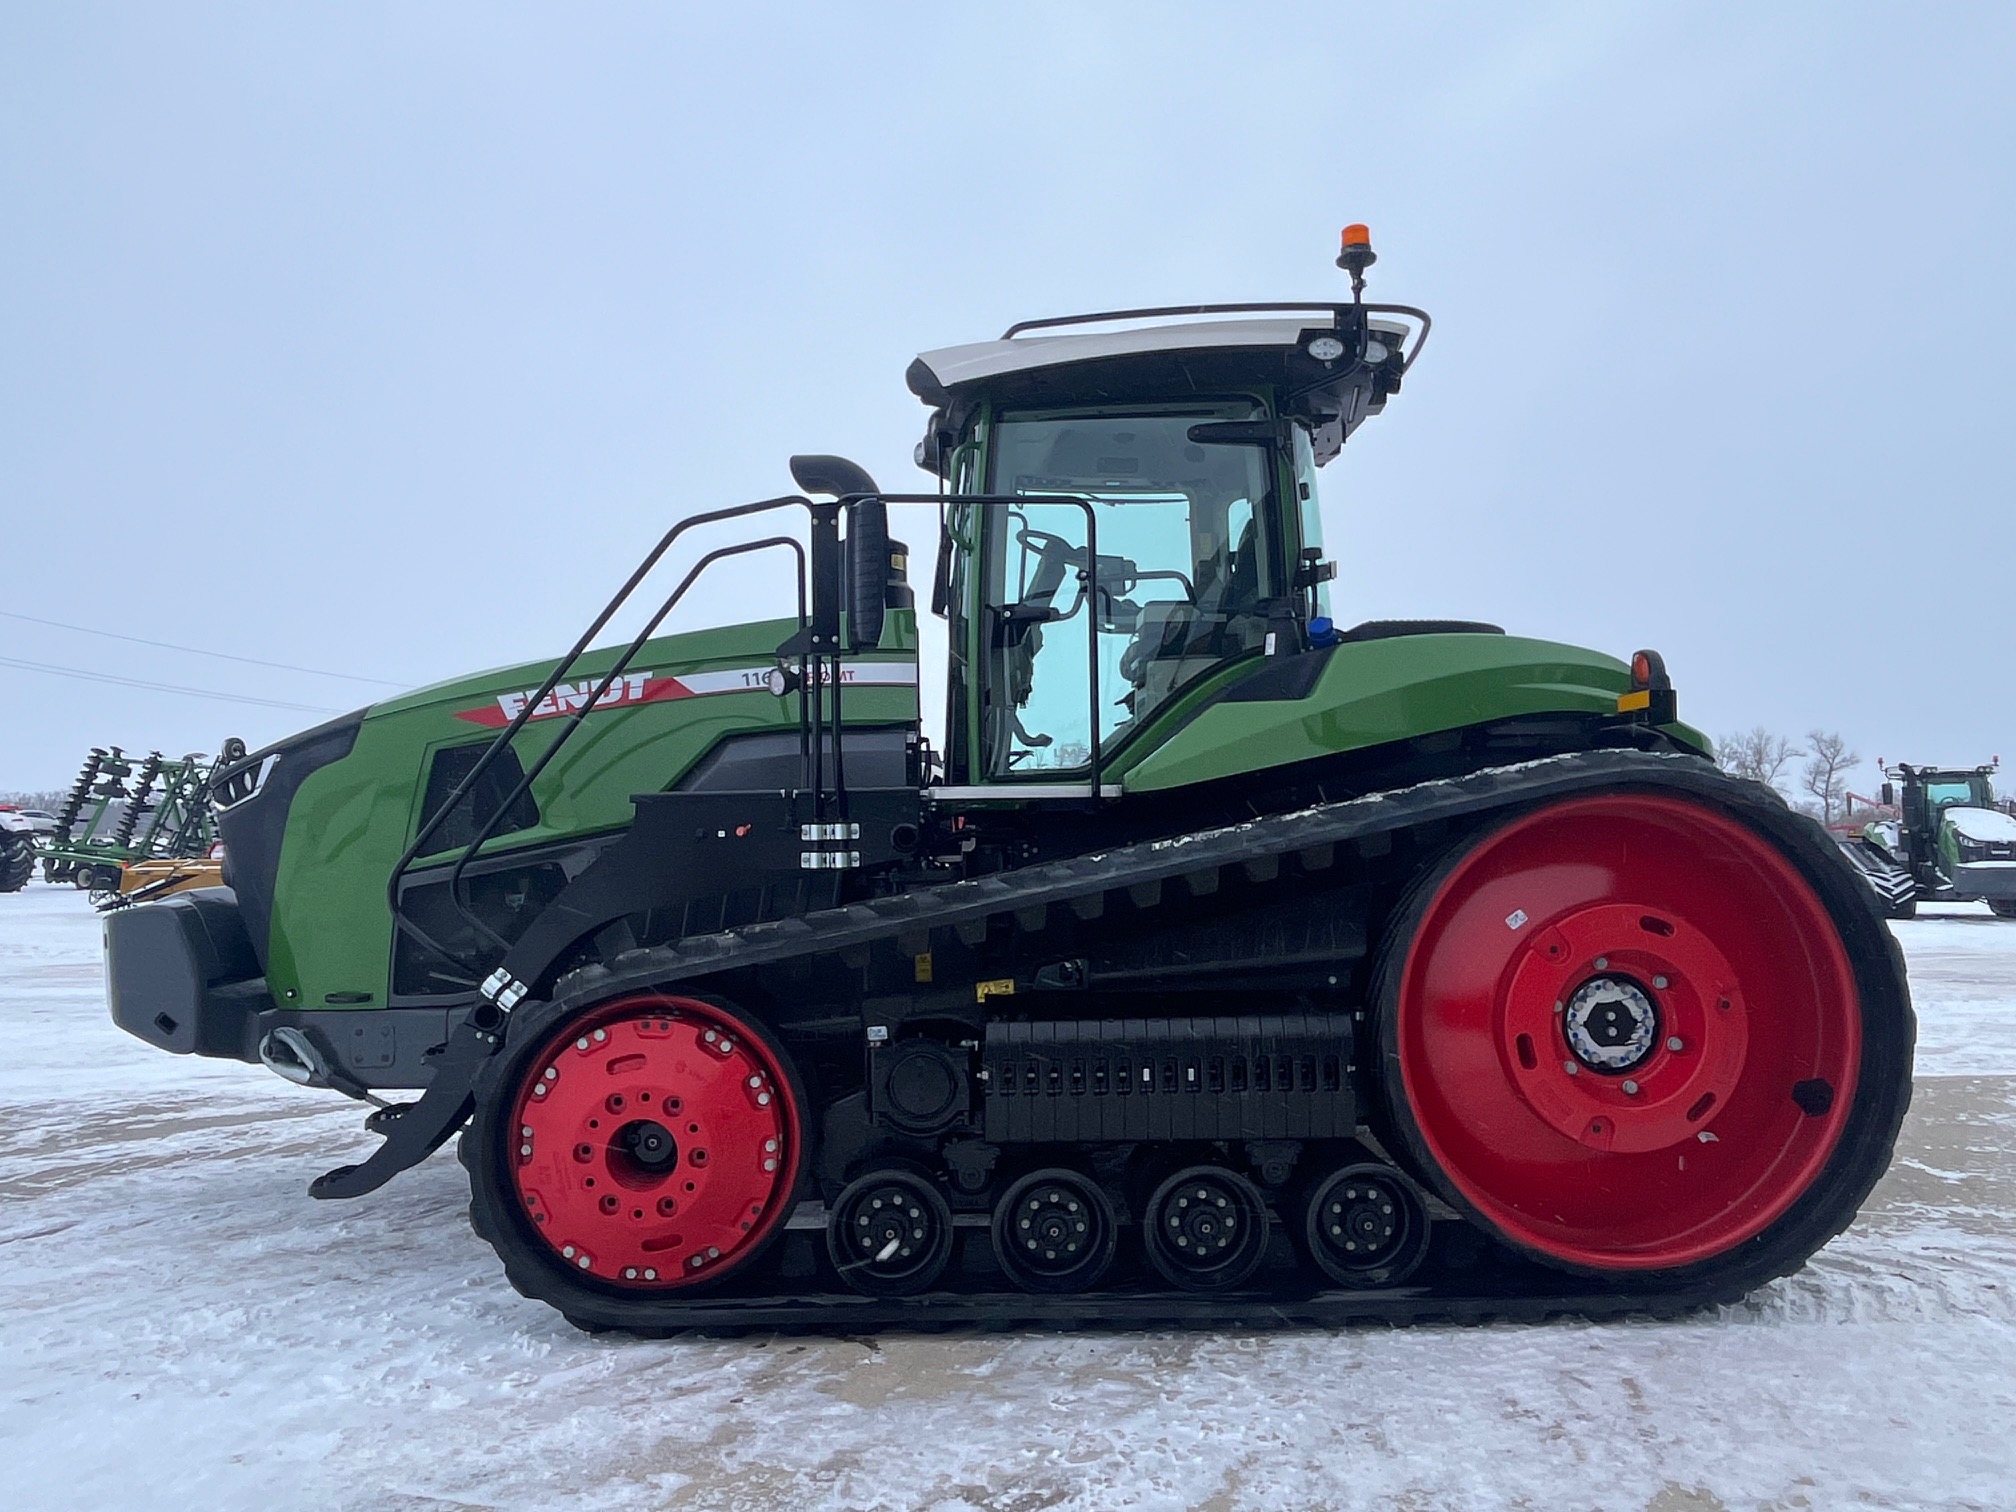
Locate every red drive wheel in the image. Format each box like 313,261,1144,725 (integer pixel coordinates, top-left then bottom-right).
506,994,801,1289
1379,793,1867,1275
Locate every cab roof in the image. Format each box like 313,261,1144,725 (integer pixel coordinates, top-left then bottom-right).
906,302,1427,467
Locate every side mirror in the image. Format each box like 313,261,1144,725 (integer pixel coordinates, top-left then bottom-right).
1881,782,1895,807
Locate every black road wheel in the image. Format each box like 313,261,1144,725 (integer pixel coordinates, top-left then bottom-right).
1300,1162,1431,1289
0,837,33,893
1990,901,2016,920
827,1168,954,1296
1142,1165,1271,1292
991,1168,1117,1294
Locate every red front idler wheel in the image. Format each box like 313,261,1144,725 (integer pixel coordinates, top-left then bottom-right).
1377,792,1884,1278
503,994,801,1289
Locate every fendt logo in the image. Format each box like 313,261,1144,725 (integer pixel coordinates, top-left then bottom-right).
451,662,918,728
455,671,675,728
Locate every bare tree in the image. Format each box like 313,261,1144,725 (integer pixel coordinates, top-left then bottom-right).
1802,730,1860,824
1716,727,1800,793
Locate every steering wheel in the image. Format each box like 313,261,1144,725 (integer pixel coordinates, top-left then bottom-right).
1014,524,1087,565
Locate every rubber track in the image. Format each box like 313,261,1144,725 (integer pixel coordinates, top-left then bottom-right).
465,750,1914,1334
549,750,1731,1010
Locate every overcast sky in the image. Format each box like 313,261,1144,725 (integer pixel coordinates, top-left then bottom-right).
3,3,2011,793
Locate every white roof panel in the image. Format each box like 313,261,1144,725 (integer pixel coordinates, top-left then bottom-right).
917,317,1349,392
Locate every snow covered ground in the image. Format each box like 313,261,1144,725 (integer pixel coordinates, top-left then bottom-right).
2,887,2012,1512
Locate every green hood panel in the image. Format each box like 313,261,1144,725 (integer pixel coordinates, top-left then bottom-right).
1115,634,1666,794
259,612,919,1009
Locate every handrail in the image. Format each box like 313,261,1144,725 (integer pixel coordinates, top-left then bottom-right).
385,495,814,968
439,535,808,954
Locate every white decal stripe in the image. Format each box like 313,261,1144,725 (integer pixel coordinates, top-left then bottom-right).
674,662,918,696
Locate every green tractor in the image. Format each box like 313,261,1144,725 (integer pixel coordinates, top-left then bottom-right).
103,232,1912,1331
1845,760,2016,919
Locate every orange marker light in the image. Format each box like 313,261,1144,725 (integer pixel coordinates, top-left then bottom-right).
1631,652,1652,687
1342,224,1372,247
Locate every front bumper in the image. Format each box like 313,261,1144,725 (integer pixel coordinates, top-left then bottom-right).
1955,861,2016,903
103,888,459,1088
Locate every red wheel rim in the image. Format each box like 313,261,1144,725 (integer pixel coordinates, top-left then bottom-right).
1393,794,1861,1271
508,994,800,1287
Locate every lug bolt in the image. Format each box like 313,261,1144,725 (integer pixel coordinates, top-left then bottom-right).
1563,1060,1580,1077
1594,957,1609,970
1652,975,1669,990
593,1028,607,1041
1622,1079,1640,1095
576,1037,589,1050
1667,1036,1685,1052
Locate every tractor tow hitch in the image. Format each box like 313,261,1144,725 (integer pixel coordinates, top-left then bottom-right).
308,1006,507,1200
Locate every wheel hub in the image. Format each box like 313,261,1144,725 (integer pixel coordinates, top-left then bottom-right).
1014,1183,1094,1266
1165,1184,1240,1258
1562,975,1659,1073
508,998,797,1288
847,1182,930,1265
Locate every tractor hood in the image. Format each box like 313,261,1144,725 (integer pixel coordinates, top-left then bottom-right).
1946,806,2016,843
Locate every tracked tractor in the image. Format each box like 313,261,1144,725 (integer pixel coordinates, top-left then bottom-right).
101,231,1913,1331
1843,760,2016,919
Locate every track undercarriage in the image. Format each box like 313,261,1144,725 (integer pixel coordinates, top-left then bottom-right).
427,751,1913,1334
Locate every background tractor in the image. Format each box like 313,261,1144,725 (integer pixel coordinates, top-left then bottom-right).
1841,760,2016,919
99,232,1913,1331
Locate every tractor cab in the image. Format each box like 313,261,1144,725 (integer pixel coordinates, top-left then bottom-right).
1885,762,1998,850
907,291,1426,792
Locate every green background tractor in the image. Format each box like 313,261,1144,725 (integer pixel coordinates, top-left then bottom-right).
100,234,1913,1331
1847,761,2016,919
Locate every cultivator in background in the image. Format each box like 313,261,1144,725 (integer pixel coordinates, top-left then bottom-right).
36,742,236,903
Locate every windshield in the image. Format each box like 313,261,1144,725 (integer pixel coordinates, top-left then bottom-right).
981,403,1279,775
1924,777,1995,810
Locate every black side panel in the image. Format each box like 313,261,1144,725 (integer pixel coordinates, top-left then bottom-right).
679,726,914,792
214,713,363,971
1336,619,1504,642
1221,647,1334,703
983,1013,1356,1142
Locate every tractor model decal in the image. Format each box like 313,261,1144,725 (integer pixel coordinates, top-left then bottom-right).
454,662,918,727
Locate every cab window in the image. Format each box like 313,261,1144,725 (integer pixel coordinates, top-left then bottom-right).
982,403,1280,775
